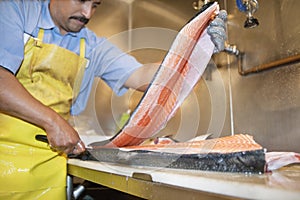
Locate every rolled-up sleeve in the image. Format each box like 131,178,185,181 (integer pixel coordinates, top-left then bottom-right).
90,39,142,96
71,38,142,115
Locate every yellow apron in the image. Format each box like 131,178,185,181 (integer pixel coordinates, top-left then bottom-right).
0,29,87,199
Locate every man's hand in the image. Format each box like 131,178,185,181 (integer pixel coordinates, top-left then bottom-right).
44,114,86,155
207,10,227,53
0,66,85,155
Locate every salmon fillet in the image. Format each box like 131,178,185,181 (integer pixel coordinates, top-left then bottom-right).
106,2,220,147
88,134,266,173
120,134,264,154
87,134,300,173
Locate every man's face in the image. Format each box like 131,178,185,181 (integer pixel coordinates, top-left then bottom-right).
49,0,102,35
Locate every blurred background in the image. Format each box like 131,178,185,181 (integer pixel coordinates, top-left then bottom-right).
74,0,300,153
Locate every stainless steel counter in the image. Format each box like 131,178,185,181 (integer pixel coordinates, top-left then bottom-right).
68,159,300,200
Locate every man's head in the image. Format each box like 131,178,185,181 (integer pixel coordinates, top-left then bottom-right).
49,0,102,35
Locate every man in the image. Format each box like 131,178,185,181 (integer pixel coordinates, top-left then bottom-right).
0,0,226,199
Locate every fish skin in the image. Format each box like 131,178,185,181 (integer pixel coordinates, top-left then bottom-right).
266,152,300,171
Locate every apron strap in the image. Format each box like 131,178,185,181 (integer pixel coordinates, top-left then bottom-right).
80,38,85,58
36,29,86,58
35,28,45,47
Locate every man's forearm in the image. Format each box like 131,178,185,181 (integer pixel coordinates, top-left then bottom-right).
0,66,85,154
0,66,57,129
124,63,160,92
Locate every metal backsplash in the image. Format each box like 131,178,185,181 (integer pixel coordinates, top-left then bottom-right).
78,0,299,152
224,0,300,152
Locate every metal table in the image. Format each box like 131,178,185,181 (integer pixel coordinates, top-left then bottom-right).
68,159,300,200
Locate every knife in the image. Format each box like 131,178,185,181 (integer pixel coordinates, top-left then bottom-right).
35,134,96,160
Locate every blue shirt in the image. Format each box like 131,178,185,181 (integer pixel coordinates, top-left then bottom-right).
0,0,142,115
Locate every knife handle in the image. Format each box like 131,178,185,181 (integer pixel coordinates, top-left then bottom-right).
35,134,49,143
35,134,93,160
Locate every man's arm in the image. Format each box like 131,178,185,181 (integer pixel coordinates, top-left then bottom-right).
124,63,160,92
0,66,85,154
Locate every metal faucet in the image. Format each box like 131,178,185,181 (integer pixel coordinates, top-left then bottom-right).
192,0,209,11
236,0,259,28
224,42,240,56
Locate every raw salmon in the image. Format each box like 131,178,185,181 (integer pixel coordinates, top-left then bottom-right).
87,133,299,173
106,2,220,147
88,134,266,173
115,135,299,172
119,134,264,154
266,151,300,171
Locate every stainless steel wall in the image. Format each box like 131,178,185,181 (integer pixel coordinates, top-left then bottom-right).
224,0,300,152
80,0,300,152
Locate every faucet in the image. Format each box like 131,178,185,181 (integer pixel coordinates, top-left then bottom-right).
192,0,209,11
224,42,240,56
236,0,259,28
